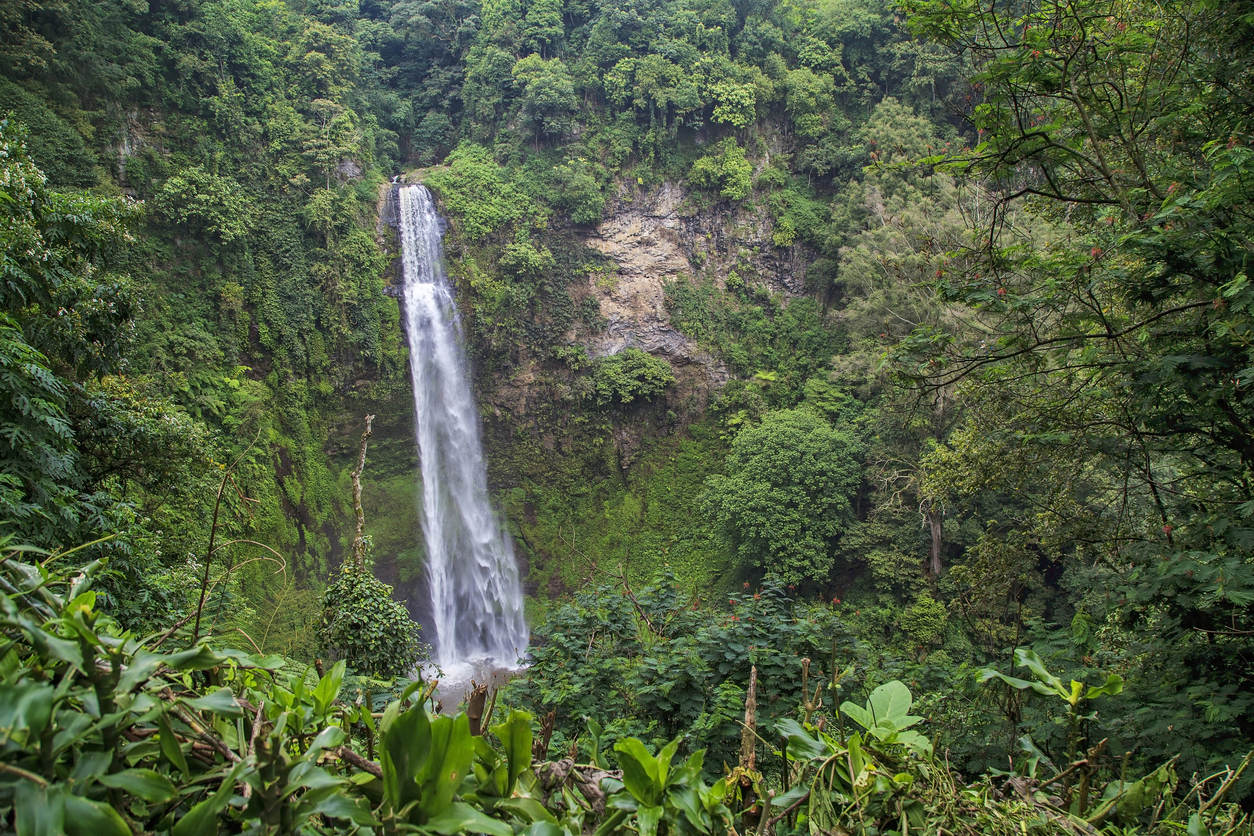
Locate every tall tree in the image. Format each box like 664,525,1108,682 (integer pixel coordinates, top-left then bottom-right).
0,119,138,540
703,408,862,585
898,0,1254,768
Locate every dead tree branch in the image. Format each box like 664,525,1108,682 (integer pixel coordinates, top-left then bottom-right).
351,415,375,570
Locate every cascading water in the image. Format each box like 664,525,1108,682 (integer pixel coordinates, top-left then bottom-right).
398,184,528,678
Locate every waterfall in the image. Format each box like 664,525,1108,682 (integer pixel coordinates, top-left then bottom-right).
398,184,528,675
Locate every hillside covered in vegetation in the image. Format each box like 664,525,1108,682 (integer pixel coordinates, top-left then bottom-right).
1,0,1253,830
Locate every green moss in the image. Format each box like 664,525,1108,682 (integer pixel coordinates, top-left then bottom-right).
361,471,423,585
499,415,738,601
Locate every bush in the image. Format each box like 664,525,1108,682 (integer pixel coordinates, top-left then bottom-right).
590,347,675,406
155,165,256,242
320,555,427,678
688,138,753,202
900,593,948,646
425,144,536,241
550,160,606,225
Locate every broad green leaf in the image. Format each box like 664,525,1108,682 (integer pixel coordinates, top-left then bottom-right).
490,708,533,796
0,681,53,744
118,647,222,693
284,763,347,797
64,591,96,616
1085,674,1124,700
614,737,662,805
847,733,865,779
771,785,809,810
977,668,1056,698
379,698,401,734
172,766,240,836
164,645,229,673
1016,734,1055,771
69,750,112,785
1115,761,1176,824
677,748,705,783
214,647,286,670
426,801,513,836
866,681,917,728
312,660,346,716
381,703,431,813
157,711,190,777
775,718,827,760
668,785,705,830
62,794,130,836
496,797,557,824
840,700,874,731
305,725,347,758
29,629,83,670
1013,648,1065,695
15,782,65,836
303,793,376,826
186,687,242,718
473,735,498,767
98,768,179,803
607,793,640,812
416,712,474,821
586,716,611,769
655,735,681,786
522,822,564,836
592,809,629,836
400,677,427,704
636,804,664,836
893,729,932,755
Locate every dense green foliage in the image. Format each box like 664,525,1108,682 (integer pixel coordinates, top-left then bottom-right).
703,409,861,584
2,0,1254,826
505,571,851,763
591,349,676,406
320,555,427,678
7,549,1251,835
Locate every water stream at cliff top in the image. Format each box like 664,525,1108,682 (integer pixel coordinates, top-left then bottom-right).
398,184,528,686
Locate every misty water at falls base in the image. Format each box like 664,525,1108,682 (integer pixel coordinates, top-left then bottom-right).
398,184,528,694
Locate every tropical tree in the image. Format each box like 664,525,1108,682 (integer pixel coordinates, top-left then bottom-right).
0,119,139,541
512,54,578,145
703,408,862,584
898,0,1254,770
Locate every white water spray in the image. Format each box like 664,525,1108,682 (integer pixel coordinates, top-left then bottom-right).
398,184,527,678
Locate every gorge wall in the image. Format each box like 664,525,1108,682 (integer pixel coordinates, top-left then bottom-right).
359,173,821,614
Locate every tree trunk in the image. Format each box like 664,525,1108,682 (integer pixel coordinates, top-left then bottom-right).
927,502,943,576
350,414,374,571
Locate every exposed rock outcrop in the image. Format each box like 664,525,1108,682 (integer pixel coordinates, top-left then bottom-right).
585,183,724,382
581,180,810,384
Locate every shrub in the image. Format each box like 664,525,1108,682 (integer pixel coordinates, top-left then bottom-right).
550,161,606,225
688,138,753,202
590,347,675,406
900,593,948,646
425,144,535,241
702,408,862,584
320,552,426,678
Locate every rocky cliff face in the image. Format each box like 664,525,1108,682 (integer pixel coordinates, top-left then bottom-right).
378,175,816,448
585,183,717,369
375,178,812,598
584,181,810,376
493,180,813,476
